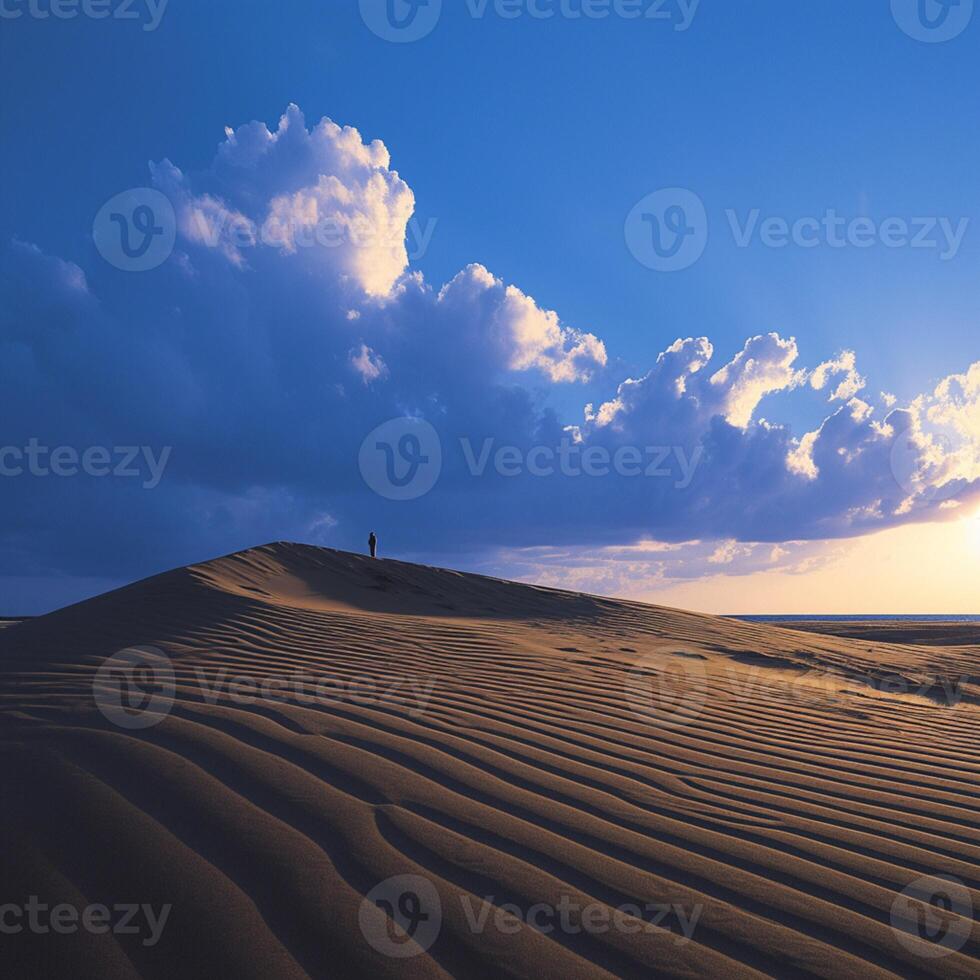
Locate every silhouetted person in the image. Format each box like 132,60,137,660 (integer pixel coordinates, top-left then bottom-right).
368,531,378,558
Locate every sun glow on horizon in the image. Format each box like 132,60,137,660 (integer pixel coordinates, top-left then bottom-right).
966,511,980,550
638,515,980,616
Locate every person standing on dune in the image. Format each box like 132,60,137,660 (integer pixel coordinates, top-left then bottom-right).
368,531,378,558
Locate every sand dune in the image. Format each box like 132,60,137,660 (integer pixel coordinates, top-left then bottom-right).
1,543,978,978
773,620,980,649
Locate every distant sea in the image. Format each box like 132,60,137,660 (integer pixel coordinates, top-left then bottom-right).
732,614,980,623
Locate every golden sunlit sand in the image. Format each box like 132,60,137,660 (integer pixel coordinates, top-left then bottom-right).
1,543,978,978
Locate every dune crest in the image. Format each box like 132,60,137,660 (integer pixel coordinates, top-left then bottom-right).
1,543,978,978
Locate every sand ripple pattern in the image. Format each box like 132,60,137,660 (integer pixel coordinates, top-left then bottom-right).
1,544,978,979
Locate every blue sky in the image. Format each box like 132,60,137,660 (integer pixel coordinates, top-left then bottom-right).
2,0,979,612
